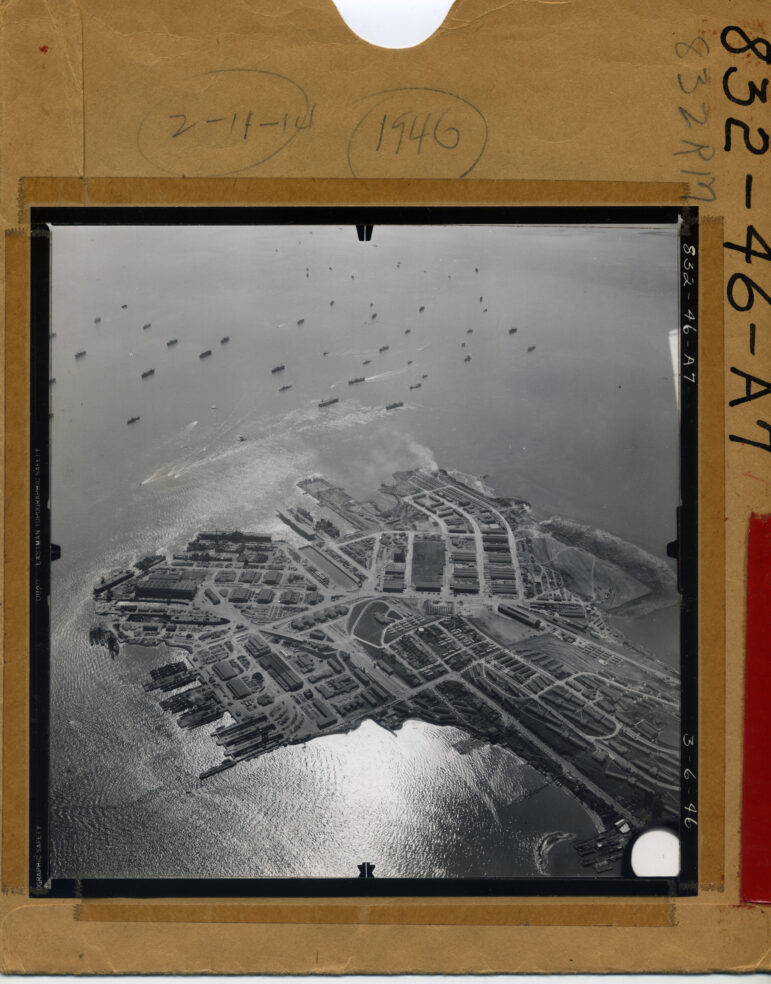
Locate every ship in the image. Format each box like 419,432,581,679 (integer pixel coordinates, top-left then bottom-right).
348,377,365,385
407,360,413,365
322,351,329,356
49,378,55,385
410,383,421,390
421,373,428,379
362,359,371,366
528,345,536,353
319,397,339,408
297,318,305,326
141,368,155,379
199,760,238,780
121,304,128,309
143,323,151,330
94,317,101,324
464,355,471,362
271,364,285,373
50,332,56,338
379,345,389,352
419,306,425,312
509,327,517,334
127,416,140,425
467,329,473,334
405,329,411,334
385,402,404,410
221,336,229,344
277,510,315,541
199,350,212,359
166,338,178,346
279,384,292,392
75,350,86,359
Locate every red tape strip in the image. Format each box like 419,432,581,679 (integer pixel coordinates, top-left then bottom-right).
742,511,771,904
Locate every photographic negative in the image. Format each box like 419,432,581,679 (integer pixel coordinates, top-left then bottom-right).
32,208,695,894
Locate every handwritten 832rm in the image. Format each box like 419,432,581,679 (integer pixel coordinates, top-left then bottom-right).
720,26,771,455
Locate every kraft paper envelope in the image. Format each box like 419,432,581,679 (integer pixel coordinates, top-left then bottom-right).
1,0,770,973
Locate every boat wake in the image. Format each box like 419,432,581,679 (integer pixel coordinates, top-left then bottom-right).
364,365,412,382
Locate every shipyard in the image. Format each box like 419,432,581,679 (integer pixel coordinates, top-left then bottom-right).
92,466,679,873
49,218,681,884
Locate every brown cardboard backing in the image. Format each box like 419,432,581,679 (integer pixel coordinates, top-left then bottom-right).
1,0,768,972
74,899,676,927
698,217,727,894
0,173,735,971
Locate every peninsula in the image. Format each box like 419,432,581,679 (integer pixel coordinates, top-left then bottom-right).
92,468,680,873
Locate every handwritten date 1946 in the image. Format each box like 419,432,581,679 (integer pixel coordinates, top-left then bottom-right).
347,88,487,180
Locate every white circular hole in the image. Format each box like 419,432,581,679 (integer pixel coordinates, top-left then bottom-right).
331,0,454,49
630,828,680,877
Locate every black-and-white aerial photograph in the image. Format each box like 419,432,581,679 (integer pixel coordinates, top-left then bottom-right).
44,217,683,884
